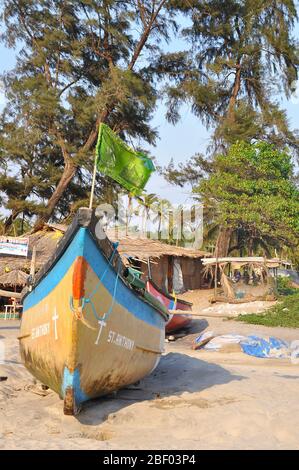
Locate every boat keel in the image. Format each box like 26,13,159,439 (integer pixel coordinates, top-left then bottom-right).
63,387,82,416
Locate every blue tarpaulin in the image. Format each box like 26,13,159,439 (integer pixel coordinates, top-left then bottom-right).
194,331,292,359
240,336,289,358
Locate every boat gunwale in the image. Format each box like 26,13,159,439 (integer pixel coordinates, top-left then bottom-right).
22,208,169,322
147,279,193,307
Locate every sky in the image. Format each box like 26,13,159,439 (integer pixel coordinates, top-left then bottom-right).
1,20,299,207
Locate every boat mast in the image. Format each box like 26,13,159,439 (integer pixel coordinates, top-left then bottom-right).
89,123,103,210
89,156,98,210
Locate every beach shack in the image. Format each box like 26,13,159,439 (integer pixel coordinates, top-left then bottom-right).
0,222,211,315
202,256,280,303
107,233,211,294
0,224,66,317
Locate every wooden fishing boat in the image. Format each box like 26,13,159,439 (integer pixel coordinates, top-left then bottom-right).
146,280,192,333
19,208,169,415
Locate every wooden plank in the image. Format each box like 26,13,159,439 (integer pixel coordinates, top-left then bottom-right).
0,289,21,299
169,309,206,317
168,309,233,318
167,255,173,293
192,335,215,351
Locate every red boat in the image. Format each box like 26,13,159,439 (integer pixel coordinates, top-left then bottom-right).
146,280,192,333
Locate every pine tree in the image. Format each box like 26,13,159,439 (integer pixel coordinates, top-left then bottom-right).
162,0,299,256
0,0,176,230
162,0,299,153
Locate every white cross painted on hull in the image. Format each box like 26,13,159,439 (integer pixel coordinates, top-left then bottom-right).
95,319,107,345
52,308,59,340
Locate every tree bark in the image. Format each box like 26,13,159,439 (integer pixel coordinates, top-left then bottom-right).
33,160,76,231
32,113,108,231
215,227,234,257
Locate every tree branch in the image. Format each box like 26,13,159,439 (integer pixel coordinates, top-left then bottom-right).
78,1,167,155
58,78,82,97
128,0,167,70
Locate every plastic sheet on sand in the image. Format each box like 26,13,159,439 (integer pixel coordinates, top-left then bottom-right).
194,332,294,359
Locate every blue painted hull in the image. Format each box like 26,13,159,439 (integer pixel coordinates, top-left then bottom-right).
19,210,168,414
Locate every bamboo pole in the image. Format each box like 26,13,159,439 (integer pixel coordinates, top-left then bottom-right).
89,123,103,210
89,154,98,210
214,243,219,299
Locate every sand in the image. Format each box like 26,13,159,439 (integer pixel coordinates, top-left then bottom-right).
1,316,299,450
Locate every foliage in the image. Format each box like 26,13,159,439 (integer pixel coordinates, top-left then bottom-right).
195,141,299,254
0,0,177,229
1,0,299,263
0,215,31,236
236,292,299,328
162,0,299,153
276,276,298,296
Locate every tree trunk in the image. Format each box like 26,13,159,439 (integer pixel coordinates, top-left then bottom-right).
3,209,23,234
33,160,76,231
227,63,241,122
215,227,234,257
31,3,166,230
248,238,254,256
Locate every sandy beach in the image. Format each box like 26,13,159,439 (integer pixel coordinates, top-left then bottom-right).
1,313,299,450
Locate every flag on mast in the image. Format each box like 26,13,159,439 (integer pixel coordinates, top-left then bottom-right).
96,123,155,196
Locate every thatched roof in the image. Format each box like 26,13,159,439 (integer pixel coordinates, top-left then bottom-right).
0,225,65,275
0,222,210,278
0,269,28,287
107,231,211,261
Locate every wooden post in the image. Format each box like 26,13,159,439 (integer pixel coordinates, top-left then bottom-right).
214,245,219,299
147,257,152,280
29,246,36,292
167,255,174,293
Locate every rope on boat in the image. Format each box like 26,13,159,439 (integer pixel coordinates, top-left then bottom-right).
85,241,119,301
85,256,122,323
69,241,120,322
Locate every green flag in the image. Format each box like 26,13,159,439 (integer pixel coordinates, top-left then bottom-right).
95,123,155,196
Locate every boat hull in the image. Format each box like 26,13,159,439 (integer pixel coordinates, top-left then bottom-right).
146,280,192,333
19,211,167,414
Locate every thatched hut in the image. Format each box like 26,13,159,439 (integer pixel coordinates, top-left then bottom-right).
0,223,66,311
0,269,28,313
202,257,278,302
0,223,66,276
0,222,211,302
107,233,212,293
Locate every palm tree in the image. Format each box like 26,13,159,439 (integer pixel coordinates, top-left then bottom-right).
140,193,160,237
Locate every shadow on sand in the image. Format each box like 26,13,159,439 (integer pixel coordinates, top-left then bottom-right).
185,318,209,335
77,351,245,426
